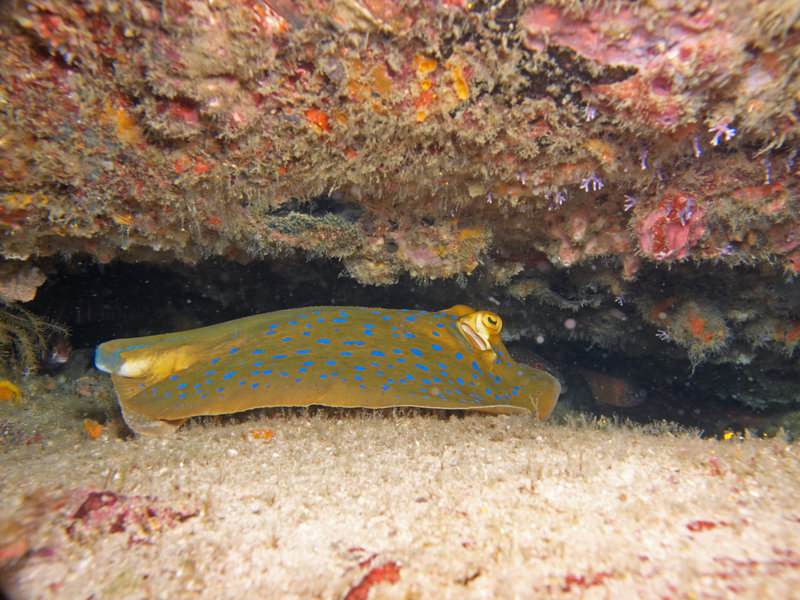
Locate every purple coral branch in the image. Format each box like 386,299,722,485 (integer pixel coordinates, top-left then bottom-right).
580,173,604,192
623,195,639,211
709,120,736,146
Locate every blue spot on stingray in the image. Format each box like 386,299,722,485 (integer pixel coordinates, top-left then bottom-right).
320,374,328,379
381,316,392,321
253,362,263,367
485,388,492,395
457,377,465,385
211,358,220,364
251,370,261,375
431,331,440,337
363,330,373,336
342,340,366,346
405,332,416,339
251,383,258,389
223,372,235,380
405,316,416,322
264,369,273,375
340,310,349,318
252,349,264,354
340,351,353,357
354,375,364,381
317,338,331,344
177,383,187,389
217,388,224,393
422,378,432,385
303,332,310,336
360,385,366,389
325,360,336,366
371,350,386,357
302,361,314,366
296,349,310,355
387,379,395,384
431,344,443,351
295,378,302,383
415,363,430,371
410,348,423,357
282,337,291,342
273,354,287,359
392,349,402,354
376,370,385,376
436,323,445,328
381,384,390,391
194,384,201,389
364,323,375,329
332,318,347,323
169,375,178,381
238,380,246,386
298,368,308,373
397,358,407,363
354,366,366,371
405,374,415,381
316,318,325,322
288,320,297,325
438,362,448,370
264,331,276,336
230,348,240,354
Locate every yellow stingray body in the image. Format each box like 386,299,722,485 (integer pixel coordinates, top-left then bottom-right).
95,305,561,435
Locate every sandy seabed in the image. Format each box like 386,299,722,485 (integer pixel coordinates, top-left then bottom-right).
1,372,799,599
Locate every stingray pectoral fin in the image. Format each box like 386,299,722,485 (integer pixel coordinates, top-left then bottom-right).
441,304,475,318
473,405,530,415
118,400,187,436
526,370,561,420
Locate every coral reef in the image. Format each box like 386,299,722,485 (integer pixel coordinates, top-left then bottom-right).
1,0,798,278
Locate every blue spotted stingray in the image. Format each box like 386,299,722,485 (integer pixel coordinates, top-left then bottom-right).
94,305,561,435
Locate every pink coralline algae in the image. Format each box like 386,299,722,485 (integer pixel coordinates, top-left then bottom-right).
634,193,706,261
522,3,742,133
0,263,46,302
64,488,199,543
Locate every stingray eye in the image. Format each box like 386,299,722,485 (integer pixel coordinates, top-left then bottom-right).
482,313,502,332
